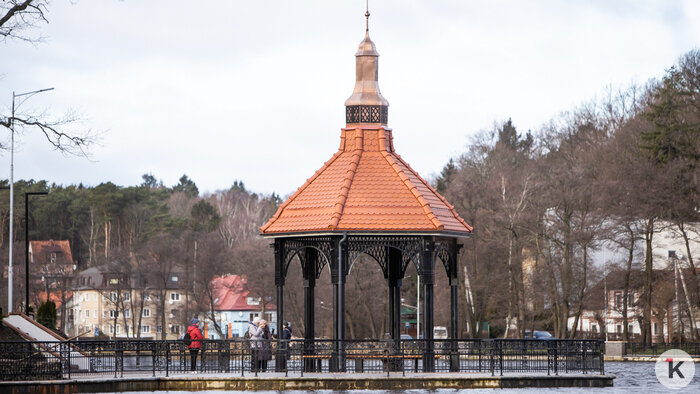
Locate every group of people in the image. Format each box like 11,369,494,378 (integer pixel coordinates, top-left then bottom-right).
184,317,293,373
248,317,272,371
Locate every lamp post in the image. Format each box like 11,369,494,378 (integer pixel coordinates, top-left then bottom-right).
25,191,48,314
7,87,54,313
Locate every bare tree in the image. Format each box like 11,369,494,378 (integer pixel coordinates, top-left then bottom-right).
0,0,48,43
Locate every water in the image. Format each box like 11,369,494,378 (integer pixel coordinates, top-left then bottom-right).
113,362,699,393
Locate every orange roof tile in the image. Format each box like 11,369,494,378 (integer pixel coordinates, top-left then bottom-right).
261,125,472,236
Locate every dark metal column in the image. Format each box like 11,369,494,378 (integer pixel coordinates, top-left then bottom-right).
387,246,403,372
387,247,403,340
449,242,463,340
331,233,348,372
303,247,317,372
449,241,462,372
273,240,286,372
422,238,435,372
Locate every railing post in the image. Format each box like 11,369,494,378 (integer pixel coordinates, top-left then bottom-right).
401,339,405,377
599,340,604,375
152,341,157,377
166,343,170,377
554,341,558,376
490,340,495,376
499,340,503,376
66,341,72,380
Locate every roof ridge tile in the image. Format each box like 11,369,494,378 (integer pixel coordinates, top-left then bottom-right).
329,132,363,229
377,129,443,231
393,154,473,232
260,150,344,232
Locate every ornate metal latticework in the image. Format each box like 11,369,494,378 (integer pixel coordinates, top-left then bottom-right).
346,105,388,124
346,235,422,277
435,241,452,277
281,237,335,279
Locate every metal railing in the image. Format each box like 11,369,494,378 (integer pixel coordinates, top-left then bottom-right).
0,338,604,381
625,342,700,357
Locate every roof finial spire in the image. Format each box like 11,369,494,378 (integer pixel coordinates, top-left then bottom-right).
365,0,370,32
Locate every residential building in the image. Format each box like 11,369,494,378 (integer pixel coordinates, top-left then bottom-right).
69,262,189,340
567,265,700,343
203,275,276,339
29,240,75,331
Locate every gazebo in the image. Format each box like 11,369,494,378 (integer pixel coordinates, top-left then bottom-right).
261,12,472,372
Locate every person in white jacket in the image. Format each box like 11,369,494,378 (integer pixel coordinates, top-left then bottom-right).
248,317,263,371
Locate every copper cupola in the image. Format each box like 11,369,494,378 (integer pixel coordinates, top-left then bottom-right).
344,10,389,125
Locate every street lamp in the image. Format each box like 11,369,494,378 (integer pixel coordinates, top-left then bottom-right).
25,191,48,314
7,87,54,313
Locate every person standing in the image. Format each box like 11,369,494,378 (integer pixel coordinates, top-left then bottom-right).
281,322,292,360
187,318,203,372
248,317,263,372
259,319,272,372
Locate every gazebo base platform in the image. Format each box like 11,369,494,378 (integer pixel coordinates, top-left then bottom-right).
2,373,614,392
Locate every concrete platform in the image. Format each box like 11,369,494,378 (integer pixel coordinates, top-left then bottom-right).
1,372,614,392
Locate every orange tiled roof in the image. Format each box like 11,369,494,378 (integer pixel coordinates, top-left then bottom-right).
261,125,472,235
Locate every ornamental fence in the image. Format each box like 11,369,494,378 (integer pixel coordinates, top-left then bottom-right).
0,338,604,381
625,342,700,357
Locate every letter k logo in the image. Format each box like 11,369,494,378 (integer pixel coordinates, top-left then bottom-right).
657,350,694,389
667,358,684,379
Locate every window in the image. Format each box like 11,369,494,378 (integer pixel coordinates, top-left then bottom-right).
616,324,622,333
109,310,118,318
170,309,179,318
654,322,659,335
592,324,598,333
614,291,622,309
628,324,633,334
142,325,151,334
170,293,180,301
116,324,121,334
125,309,131,318
170,324,180,334
249,312,260,321
94,293,98,301
628,293,634,306
144,294,151,301
85,325,91,333
156,325,162,334
109,278,119,285
171,275,178,282
265,312,273,322
110,292,118,302
123,292,130,301
247,297,260,305
85,310,90,318
143,308,150,317
94,309,97,318
79,310,82,319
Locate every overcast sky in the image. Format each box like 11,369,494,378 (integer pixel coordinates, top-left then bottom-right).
1,0,699,197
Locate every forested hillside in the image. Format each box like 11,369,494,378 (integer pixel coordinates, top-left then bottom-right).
437,49,700,343
0,175,281,320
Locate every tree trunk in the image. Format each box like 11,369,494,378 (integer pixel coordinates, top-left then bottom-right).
642,218,655,346
570,245,589,339
622,227,634,342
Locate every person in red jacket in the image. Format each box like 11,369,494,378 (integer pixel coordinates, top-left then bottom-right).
187,318,203,372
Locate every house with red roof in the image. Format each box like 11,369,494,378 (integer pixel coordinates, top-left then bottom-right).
204,274,276,339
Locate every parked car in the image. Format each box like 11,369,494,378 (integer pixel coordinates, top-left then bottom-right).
524,330,555,340
400,334,412,340
433,326,448,339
